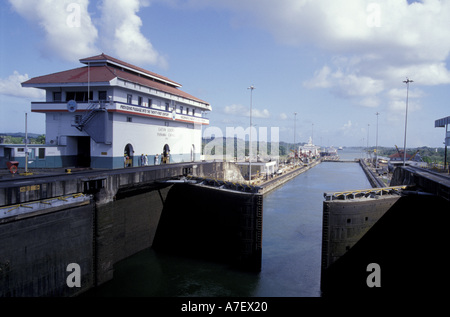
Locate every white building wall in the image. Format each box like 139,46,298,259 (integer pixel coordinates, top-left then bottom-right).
45,113,87,155
111,113,202,162
33,73,209,168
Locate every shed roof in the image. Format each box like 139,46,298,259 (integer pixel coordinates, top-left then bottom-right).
435,116,450,128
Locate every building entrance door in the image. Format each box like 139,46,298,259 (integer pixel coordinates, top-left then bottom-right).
77,136,91,167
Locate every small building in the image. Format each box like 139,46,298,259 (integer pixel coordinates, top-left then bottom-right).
17,53,211,169
237,161,279,180
0,143,62,170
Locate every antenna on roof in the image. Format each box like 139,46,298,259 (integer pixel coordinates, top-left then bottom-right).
87,61,90,102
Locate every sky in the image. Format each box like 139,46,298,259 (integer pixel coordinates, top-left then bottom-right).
1,0,450,148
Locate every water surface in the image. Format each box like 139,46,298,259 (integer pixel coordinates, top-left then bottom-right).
86,149,371,297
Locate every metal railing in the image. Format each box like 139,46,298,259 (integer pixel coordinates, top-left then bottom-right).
324,185,407,201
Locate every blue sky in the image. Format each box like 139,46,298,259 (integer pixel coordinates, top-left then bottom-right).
1,0,450,148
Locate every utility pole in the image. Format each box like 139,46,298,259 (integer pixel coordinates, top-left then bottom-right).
294,112,297,166
403,78,413,166
25,112,28,174
375,112,380,169
367,123,370,160
248,85,255,181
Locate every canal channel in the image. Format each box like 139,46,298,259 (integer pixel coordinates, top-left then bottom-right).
84,149,371,297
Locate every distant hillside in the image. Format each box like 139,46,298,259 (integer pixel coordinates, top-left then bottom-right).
0,132,42,138
0,133,45,144
201,137,306,157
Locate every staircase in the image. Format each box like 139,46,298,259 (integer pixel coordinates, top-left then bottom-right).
75,102,103,131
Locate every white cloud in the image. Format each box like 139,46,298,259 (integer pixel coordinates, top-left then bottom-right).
224,104,246,115
9,0,98,61
223,104,270,118
303,66,332,89
386,87,423,123
341,120,352,131
0,71,45,99
304,63,384,107
279,113,288,120
183,0,450,110
8,0,167,68
252,109,270,118
292,0,450,111
387,87,425,100
99,0,168,68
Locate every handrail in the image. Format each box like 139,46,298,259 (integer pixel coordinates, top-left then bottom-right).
0,193,88,216
324,185,408,201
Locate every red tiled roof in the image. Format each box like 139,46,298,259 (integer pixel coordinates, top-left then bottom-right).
80,53,180,87
22,55,209,105
113,66,208,104
22,66,116,85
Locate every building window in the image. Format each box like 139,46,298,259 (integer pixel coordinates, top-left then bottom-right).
192,109,195,116
127,116,132,122
53,92,61,102
127,94,132,104
74,115,82,124
138,96,142,106
148,98,152,108
99,91,107,101
66,91,92,102
165,102,169,111
38,148,45,159
186,107,189,115
179,106,183,114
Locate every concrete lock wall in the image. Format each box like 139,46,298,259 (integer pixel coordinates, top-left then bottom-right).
320,194,450,297
94,185,172,285
0,202,94,297
321,195,400,271
152,183,263,271
0,161,262,296
93,181,262,289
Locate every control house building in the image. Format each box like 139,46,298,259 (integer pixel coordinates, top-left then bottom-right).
19,53,211,169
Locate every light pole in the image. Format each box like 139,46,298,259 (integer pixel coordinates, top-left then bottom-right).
294,112,297,166
25,112,28,174
248,85,255,180
403,78,413,166
375,112,380,169
367,123,370,159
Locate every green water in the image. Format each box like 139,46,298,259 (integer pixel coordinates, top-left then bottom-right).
85,150,371,297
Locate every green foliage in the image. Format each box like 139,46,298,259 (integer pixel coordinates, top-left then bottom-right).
375,146,447,164
0,133,45,145
201,137,300,158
